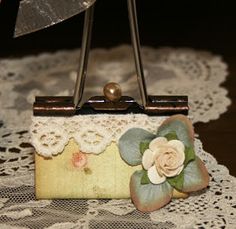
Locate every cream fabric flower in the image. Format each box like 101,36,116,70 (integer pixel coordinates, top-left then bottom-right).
142,137,185,184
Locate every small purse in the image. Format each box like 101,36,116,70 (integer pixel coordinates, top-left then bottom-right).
30,1,208,212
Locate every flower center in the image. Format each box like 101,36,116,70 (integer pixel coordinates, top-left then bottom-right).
155,148,181,175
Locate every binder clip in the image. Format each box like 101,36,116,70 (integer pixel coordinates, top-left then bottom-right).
28,0,188,116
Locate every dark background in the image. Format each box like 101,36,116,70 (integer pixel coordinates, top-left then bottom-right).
0,0,236,57
0,0,236,175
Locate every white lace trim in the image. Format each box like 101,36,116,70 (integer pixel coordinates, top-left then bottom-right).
30,114,167,157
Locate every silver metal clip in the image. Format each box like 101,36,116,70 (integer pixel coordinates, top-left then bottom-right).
33,0,188,116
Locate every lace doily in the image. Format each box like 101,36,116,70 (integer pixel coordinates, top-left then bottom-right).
0,46,235,228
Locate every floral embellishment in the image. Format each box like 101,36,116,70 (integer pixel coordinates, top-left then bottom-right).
142,137,185,185
72,152,88,169
118,114,209,212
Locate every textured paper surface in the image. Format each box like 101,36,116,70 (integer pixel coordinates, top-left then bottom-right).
35,140,141,199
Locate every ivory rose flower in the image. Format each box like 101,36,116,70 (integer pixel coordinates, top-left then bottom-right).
142,137,185,184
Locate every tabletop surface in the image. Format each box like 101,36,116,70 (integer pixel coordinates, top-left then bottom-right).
0,0,236,176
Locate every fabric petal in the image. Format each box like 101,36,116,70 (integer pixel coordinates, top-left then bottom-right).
149,137,168,151
148,165,166,184
182,157,209,192
142,149,155,170
130,170,173,212
119,128,156,166
157,115,194,148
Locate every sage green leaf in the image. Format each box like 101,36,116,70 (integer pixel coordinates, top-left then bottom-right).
141,170,150,185
182,157,210,192
119,128,155,166
157,115,194,148
130,170,173,212
164,131,178,141
140,141,150,155
167,170,184,191
184,146,195,166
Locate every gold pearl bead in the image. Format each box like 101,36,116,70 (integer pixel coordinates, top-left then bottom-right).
103,82,122,102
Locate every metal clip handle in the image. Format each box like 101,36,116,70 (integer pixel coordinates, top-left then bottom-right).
127,0,148,108
33,0,189,116
73,4,94,108
73,0,148,109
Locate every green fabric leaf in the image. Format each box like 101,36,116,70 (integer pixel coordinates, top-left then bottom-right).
182,157,210,192
164,131,178,141
140,141,150,155
130,170,173,212
118,128,156,166
140,170,150,185
167,170,184,191
184,146,195,166
157,115,194,148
